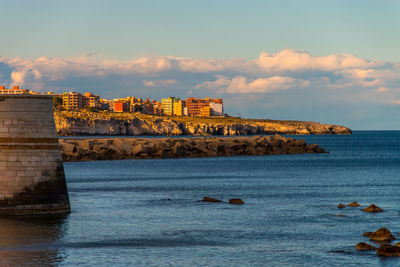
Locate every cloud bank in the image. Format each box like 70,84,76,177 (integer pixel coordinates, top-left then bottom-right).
0,49,399,129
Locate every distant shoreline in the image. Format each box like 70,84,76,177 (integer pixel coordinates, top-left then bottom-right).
54,110,352,136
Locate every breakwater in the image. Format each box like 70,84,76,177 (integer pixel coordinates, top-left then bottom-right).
60,135,326,162
54,111,352,136
0,95,70,215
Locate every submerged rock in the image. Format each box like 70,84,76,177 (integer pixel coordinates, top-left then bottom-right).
362,204,384,213
356,242,377,251
202,197,222,203
229,198,245,204
377,244,400,256
368,228,396,242
337,203,345,209
347,202,361,207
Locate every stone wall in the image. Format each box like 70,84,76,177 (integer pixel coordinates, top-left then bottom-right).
0,95,70,215
60,135,327,162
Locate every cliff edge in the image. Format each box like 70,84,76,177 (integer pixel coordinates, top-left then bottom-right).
54,111,352,136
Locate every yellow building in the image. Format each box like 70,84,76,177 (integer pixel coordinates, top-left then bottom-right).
173,100,184,116
161,97,178,116
199,106,211,117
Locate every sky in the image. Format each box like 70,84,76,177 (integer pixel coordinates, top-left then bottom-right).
0,0,400,130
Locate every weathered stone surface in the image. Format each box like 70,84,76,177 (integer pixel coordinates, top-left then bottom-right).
356,242,377,251
347,202,361,207
368,228,396,242
362,204,384,213
377,244,400,256
61,135,327,162
202,197,222,203
337,203,345,209
229,198,245,204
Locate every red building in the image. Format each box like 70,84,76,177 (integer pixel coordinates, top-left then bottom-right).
113,101,129,112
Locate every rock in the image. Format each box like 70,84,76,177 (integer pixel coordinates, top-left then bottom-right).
335,214,347,217
362,204,384,213
368,228,396,242
337,203,345,209
229,198,245,204
347,202,361,207
202,197,221,203
377,244,400,256
356,242,377,251
363,232,373,237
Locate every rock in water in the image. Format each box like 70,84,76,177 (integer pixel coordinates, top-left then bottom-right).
377,244,400,256
347,202,361,207
362,204,384,213
337,203,345,209
368,228,396,242
356,242,377,251
202,197,222,202
229,198,245,204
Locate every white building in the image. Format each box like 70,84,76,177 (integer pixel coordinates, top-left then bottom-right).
210,102,223,116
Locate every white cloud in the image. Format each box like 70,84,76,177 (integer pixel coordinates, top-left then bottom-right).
197,75,308,94
142,79,177,87
257,49,385,72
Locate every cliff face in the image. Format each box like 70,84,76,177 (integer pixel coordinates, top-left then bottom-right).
54,111,352,136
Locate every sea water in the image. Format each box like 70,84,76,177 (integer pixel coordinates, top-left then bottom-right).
1,131,400,266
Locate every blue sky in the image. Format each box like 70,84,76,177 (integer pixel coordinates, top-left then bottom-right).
1,0,400,129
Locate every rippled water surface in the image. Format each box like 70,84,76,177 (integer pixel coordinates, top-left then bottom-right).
1,131,400,266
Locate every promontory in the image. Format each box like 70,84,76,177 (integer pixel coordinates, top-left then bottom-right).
54,110,351,136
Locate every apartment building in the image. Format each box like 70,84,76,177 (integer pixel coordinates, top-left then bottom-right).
161,97,179,116
62,92,83,110
0,85,29,94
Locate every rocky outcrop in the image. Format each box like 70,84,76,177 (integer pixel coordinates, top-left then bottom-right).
377,244,400,256
229,198,245,204
356,242,377,251
362,204,384,213
365,228,396,243
54,111,352,136
60,134,327,162
202,197,222,203
337,203,345,209
347,202,361,207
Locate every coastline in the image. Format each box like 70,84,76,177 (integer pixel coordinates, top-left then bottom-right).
54,110,352,136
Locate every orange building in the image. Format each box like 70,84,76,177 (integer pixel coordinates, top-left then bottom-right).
184,97,211,117
114,101,129,112
0,85,29,94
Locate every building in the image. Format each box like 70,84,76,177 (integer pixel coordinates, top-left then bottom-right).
199,106,211,117
113,100,129,112
210,99,223,116
161,97,179,116
62,92,83,110
0,85,29,94
184,97,211,117
83,92,101,109
173,100,184,116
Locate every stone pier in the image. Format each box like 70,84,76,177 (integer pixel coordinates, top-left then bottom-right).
0,95,70,215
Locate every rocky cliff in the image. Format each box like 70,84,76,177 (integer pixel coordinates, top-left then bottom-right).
54,111,352,136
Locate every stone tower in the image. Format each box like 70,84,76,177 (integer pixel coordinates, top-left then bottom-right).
0,95,70,215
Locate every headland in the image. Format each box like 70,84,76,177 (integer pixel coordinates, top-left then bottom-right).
55,110,351,136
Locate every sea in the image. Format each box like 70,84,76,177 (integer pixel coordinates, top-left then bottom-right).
1,131,400,266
